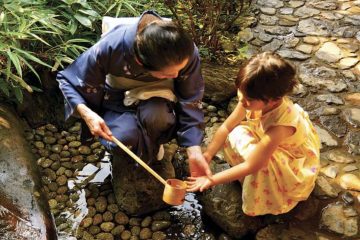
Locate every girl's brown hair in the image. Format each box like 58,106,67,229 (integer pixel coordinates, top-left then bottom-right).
235,52,297,101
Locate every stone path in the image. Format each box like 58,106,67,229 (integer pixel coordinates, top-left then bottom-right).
226,0,360,238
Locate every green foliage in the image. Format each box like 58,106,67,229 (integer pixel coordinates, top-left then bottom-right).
0,0,144,103
163,0,252,59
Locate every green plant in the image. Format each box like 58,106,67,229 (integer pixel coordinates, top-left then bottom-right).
0,0,63,102
0,0,145,103
163,0,252,57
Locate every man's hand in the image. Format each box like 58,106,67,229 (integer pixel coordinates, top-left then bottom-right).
76,104,112,141
186,176,213,192
186,146,212,178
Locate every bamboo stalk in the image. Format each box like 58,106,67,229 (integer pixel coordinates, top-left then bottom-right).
111,136,167,186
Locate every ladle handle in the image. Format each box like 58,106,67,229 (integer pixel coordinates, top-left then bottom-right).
111,136,167,186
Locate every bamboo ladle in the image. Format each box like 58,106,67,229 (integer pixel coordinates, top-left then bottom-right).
111,136,187,205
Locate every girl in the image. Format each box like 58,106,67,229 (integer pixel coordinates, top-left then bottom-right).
187,52,320,216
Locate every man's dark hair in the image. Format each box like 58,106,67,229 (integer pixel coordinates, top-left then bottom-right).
235,52,298,101
134,21,194,71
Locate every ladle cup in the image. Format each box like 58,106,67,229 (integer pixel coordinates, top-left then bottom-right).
111,136,186,205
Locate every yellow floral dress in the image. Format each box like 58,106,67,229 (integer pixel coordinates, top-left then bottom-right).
223,97,320,216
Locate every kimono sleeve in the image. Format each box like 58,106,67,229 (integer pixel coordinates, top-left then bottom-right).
56,39,113,120
174,46,205,147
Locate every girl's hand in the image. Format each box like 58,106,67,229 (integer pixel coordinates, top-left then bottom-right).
186,176,213,192
187,146,212,178
202,151,212,163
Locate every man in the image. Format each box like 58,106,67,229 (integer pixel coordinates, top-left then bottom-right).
57,10,211,177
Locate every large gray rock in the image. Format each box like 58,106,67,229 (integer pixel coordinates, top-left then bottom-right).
198,163,263,238
112,146,176,216
202,62,239,103
0,104,57,239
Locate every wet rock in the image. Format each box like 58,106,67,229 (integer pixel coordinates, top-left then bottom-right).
319,115,347,138
152,231,166,240
342,165,358,172
326,149,357,164
320,165,339,179
344,130,360,155
315,42,344,63
343,108,360,127
314,175,339,198
316,94,344,105
261,39,283,52
342,192,355,205
120,230,132,239
100,222,115,232
151,220,171,231
257,0,284,8
296,44,313,54
277,49,311,60
139,227,152,239
199,163,262,238
237,28,254,42
339,58,359,69
339,174,360,191
111,225,125,236
258,32,274,42
202,63,238,103
259,14,278,25
321,203,358,237
141,216,152,228
264,26,292,35
96,232,114,240
260,7,276,15
297,19,332,36
314,125,338,148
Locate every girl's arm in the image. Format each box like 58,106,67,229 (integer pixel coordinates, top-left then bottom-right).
187,125,295,192
204,101,246,161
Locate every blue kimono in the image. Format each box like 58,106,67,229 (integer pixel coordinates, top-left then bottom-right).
57,11,204,162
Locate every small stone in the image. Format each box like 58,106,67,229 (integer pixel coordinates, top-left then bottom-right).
79,146,92,155
111,225,125,236
93,214,103,226
342,192,355,205
107,204,119,214
342,165,358,172
152,231,167,240
141,216,152,228
121,230,132,240
115,212,129,225
315,42,343,63
139,228,152,240
129,217,141,226
100,222,115,232
340,174,360,191
151,221,171,231
102,211,114,222
320,165,339,179
48,199,58,209
81,217,93,228
89,225,101,235
260,7,276,15
344,93,360,106
131,226,141,236
296,44,313,54
96,233,114,240
339,58,359,69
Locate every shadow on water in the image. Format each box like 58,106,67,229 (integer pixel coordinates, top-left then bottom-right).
55,151,242,240
57,153,112,239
